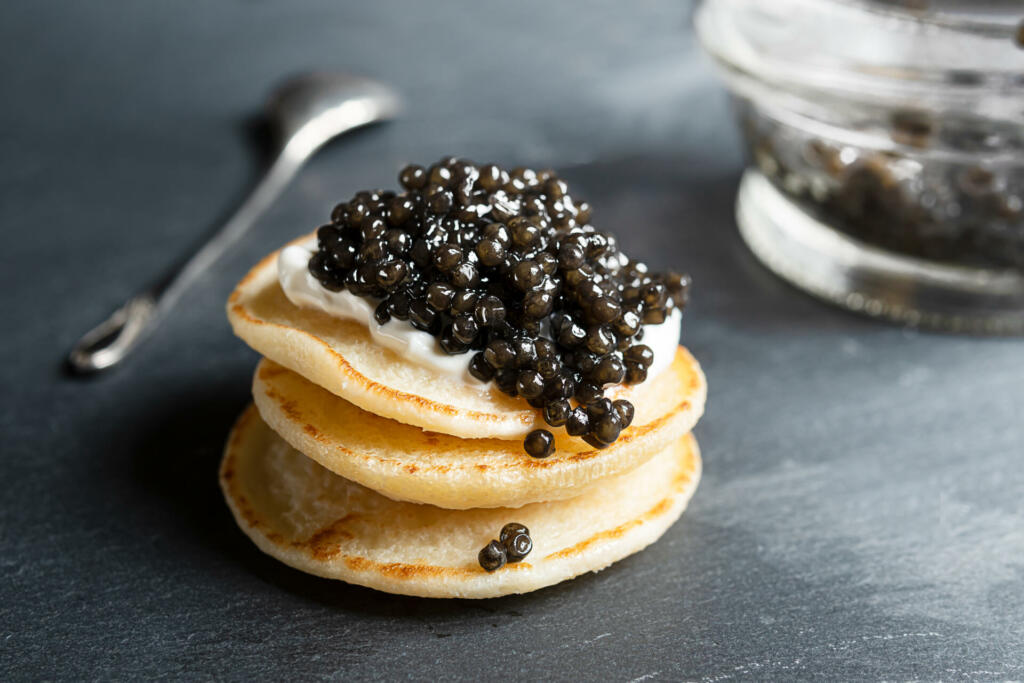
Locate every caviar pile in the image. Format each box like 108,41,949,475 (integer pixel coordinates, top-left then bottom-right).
309,158,689,455
478,522,533,572
743,105,1024,270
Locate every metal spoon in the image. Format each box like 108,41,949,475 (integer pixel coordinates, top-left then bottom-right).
67,73,401,373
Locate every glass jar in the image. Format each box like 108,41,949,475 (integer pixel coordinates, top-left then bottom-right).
696,0,1024,333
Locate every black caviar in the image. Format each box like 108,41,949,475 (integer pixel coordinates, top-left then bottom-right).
742,104,1024,271
478,540,507,572
499,522,529,545
309,158,690,455
523,428,555,458
478,522,533,571
505,532,533,563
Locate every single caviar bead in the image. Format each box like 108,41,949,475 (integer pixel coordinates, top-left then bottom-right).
614,310,641,337
495,369,517,395
374,300,391,325
452,314,479,344
592,411,623,445
427,189,453,214
586,397,614,420
450,289,479,314
575,382,604,405
590,297,621,324
408,300,437,332
558,242,585,269
511,337,537,367
624,344,655,368
612,399,635,428
524,429,555,458
505,533,532,562
478,164,504,192
386,291,410,319
591,355,626,386
509,218,540,248
426,282,455,312
433,244,463,271
543,399,571,427
384,228,411,254
450,260,479,288
536,357,560,380
482,221,510,244
478,540,507,572
475,238,506,267
360,215,387,240
625,361,648,384
375,260,408,291
358,238,387,263
577,280,603,302
585,326,615,355
536,251,558,276
429,164,453,187
499,522,529,545
544,372,576,400
473,295,506,327
469,353,494,382
399,164,427,190
387,196,415,226
483,339,516,369
439,331,467,355
523,290,554,319
534,338,557,358
557,321,586,348
516,370,545,399
565,407,590,436
329,204,350,225
511,260,543,291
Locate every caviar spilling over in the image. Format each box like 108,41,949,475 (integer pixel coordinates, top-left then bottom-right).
309,158,690,455
479,522,534,571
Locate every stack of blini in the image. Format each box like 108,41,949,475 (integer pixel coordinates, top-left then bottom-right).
221,236,707,598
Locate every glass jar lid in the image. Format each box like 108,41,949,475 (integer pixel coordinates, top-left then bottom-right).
696,0,1024,115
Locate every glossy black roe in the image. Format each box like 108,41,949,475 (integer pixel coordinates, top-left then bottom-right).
499,522,530,545
524,429,555,458
505,533,533,562
478,540,507,572
307,158,690,455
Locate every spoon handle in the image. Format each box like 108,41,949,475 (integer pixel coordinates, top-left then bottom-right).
67,148,302,374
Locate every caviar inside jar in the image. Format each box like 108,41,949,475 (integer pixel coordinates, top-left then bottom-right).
309,158,690,455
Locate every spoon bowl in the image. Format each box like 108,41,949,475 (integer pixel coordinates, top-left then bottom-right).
268,73,402,158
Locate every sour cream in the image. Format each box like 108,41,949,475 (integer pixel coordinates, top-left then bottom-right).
278,242,681,386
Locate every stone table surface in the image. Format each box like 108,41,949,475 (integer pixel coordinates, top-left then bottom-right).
2,1,1023,680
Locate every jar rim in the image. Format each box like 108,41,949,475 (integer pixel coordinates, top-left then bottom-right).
695,0,1024,106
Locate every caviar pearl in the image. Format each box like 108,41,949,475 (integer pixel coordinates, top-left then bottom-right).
505,532,532,562
499,522,529,545
478,540,507,572
524,429,555,458
566,407,590,436
612,399,635,428
543,399,572,427
399,164,427,190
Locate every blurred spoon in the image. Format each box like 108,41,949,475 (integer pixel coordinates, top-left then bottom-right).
67,72,401,374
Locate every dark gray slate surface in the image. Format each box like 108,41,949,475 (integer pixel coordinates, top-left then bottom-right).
2,1,1022,680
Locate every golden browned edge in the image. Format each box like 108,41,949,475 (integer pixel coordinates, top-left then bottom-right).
255,345,702,472
228,235,705,433
219,405,700,582
227,233,533,428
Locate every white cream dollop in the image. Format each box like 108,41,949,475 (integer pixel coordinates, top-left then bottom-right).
278,241,681,387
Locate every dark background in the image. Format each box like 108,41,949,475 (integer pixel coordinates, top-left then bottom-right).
2,1,1023,680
